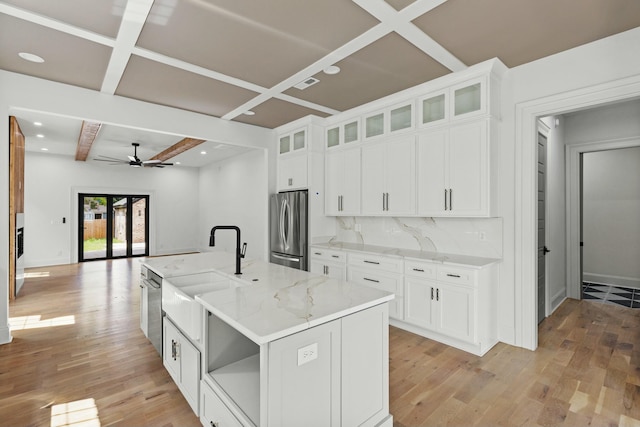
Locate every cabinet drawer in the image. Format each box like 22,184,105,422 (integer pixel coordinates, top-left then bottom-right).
201,381,243,427
404,259,437,279
438,266,475,286
348,252,403,273
310,247,346,264
348,267,403,296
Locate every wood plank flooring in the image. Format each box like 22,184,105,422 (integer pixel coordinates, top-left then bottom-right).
1,259,639,426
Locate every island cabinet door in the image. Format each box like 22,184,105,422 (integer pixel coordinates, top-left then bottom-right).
267,319,341,427
342,303,389,427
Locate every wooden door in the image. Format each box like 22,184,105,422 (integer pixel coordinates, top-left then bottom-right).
9,116,25,299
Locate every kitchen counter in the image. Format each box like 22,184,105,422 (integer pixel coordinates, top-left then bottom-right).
312,241,500,268
142,251,394,344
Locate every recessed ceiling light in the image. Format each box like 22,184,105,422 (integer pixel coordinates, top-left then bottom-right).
40,147,48,151
34,121,42,126
244,111,255,116
323,65,341,75
36,134,44,138
200,151,207,155
175,161,181,165
18,52,45,63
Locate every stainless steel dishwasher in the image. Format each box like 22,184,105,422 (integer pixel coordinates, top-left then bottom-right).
140,265,162,356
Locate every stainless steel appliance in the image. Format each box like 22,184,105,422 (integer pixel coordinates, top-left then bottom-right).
140,265,162,356
270,190,308,271
15,213,25,295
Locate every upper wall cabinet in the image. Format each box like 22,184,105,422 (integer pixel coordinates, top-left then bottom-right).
419,77,489,128
279,128,307,155
326,119,360,150
363,101,414,141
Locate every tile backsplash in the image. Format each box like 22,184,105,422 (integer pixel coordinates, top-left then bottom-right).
331,216,503,259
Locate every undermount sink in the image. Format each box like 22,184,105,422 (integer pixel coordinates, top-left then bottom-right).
163,272,241,342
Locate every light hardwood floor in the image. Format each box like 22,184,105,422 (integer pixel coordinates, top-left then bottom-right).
1,259,639,427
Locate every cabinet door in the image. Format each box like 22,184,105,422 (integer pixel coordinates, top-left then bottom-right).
325,151,343,215
436,283,475,343
385,136,415,215
404,278,436,331
163,319,181,383
361,143,386,214
310,259,326,276
180,336,200,414
325,263,346,281
278,154,307,191
448,120,487,215
417,129,447,215
341,148,361,215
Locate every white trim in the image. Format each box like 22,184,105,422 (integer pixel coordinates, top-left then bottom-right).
583,273,640,289
515,74,640,351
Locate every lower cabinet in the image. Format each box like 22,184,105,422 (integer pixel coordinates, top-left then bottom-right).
309,247,346,280
405,277,474,343
163,317,200,414
401,260,497,356
200,304,391,427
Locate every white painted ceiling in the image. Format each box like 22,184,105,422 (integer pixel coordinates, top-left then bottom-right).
2,0,640,167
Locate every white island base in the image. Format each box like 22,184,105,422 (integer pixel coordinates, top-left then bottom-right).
198,301,392,427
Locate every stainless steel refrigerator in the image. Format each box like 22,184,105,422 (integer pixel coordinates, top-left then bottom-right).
270,190,308,271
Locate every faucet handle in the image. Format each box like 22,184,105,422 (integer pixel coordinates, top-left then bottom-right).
241,242,247,258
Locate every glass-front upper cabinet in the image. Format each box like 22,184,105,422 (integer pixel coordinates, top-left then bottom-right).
326,119,360,149
365,112,384,139
279,127,307,155
420,92,447,126
450,77,486,120
389,102,413,133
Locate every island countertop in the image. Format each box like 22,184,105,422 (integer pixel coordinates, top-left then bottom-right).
142,251,394,344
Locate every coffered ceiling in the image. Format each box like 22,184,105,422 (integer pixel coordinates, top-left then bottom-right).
2,0,640,166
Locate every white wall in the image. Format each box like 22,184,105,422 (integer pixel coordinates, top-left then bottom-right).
198,149,269,261
24,151,202,267
582,147,640,288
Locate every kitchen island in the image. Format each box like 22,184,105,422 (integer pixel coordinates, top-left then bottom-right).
143,251,394,427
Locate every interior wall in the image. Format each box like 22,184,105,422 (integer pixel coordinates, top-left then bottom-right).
24,151,201,267
581,147,640,288
198,149,269,261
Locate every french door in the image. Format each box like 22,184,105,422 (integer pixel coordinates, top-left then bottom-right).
79,194,149,261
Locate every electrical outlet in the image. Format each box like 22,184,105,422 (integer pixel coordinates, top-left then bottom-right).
354,223,362,232
479,232,486,241
297,343,318,366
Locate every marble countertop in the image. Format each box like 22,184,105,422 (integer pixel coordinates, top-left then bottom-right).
142,251,394,345
311,242,500,268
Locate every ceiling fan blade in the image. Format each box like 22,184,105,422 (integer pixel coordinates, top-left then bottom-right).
142,159,162,164
96,155,126,161
94,158,127,163
128,155,137,162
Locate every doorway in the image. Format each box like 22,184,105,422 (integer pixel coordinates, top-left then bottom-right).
78,194,149,261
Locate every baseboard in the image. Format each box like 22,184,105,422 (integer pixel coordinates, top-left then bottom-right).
0,325,13,345
550,288,567,314
583,272,640,289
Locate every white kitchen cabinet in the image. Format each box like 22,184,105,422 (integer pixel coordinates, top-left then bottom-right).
347,253,404,320
405,277,474,343
326,119,360,149
277,153,307,191
163,317,200,414
417,119,491,216
325,148,360,216
361,136,415,216
400,259,498,356
279,128,306,155
310,247,346,280
418,77,488,128
364,102,414,141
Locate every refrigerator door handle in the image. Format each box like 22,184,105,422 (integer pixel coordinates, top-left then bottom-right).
272,253,300,262
282,198,291,251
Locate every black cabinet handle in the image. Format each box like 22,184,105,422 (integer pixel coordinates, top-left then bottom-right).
363,277,380,283
446,273,461,278
364,260,380,265
412,268,424,272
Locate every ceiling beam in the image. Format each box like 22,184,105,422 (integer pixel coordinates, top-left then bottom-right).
150,137,206,162
75,121,102,161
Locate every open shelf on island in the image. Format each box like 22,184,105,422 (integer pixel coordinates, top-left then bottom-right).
208,354,260,426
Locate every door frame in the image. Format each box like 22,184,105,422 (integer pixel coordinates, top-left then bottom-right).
72,187,155,263
78,193,150,261
566,136,640,299
514,74,640,351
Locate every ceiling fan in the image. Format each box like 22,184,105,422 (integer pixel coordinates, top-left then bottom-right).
94,142,173,168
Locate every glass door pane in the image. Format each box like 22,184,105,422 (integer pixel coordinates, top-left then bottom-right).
81,195,107,260
112,196,128,258
132,197,148,256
